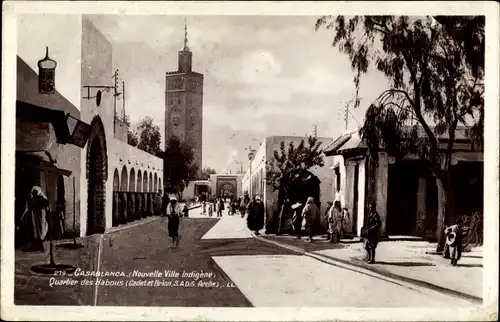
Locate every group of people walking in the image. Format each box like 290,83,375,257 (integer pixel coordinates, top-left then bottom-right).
200,197,226,217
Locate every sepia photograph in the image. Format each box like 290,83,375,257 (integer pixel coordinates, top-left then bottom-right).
2,1,498,321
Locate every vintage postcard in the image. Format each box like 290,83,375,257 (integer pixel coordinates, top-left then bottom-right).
1,1,499,321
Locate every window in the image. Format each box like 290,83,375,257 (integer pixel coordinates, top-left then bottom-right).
172,115,180,127
39,70,55,93
335,167,341,192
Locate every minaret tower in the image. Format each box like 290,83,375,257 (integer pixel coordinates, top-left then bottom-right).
178,20,193,73
165,19,204,177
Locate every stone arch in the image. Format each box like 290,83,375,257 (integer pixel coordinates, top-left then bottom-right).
154,173,158,192
120,165,128,191
129,168,136,192
112,169,120,227
86,116,108,181
143,171,148,192
113,169,120,191
137,170,142,192
149,173,153,192
86,115,107,235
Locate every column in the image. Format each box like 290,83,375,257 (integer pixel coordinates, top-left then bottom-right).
375,152,389,237
344,161,356,234
416,177,427,236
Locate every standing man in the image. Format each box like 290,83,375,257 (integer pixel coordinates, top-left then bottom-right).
247,195,265,235
166,196,182,248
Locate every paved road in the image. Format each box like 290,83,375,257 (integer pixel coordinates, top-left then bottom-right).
96,215,294,306
15,205,478,307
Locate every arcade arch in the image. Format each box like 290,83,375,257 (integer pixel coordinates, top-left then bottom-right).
120,166,128,191
129,168,136,192
86,116,107,235
137,170,142,192
143,171,148,192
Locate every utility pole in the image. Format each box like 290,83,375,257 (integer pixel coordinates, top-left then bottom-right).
112,69,119,134
122,81,126,119
344,101,349,131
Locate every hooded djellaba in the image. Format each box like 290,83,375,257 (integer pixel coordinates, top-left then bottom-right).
247,195,265,235
301,196,321,242
19,186,50,251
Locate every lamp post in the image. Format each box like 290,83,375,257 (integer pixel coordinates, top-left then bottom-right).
247,147,256,197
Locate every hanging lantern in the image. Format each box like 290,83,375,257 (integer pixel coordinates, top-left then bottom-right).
37,46,57,94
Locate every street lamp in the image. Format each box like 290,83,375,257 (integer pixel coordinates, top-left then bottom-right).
247,147,256,197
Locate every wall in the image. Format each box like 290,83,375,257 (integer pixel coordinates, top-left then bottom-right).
108,138,163,192
80,16,114,236
114,117,128,143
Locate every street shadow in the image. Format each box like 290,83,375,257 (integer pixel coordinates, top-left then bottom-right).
353,258,435,267
374,261,436,267
457,263,483,268
462,255,482,259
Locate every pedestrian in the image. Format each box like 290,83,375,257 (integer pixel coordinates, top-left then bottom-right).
208,200,213,217
332,201,344,242
183,203,189,218
291,202,303,239
325,201,334,240
219,198,225,217
247,195,265,235
19,186,50,251
301,197,321,243
166,196,182,248
340,207,350,239
240,193,250,218
443,223,463,266
361,201,382,264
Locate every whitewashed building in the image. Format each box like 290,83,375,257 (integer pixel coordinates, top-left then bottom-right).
15,15,163,243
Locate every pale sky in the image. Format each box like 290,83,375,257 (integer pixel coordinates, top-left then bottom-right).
88,15,389,173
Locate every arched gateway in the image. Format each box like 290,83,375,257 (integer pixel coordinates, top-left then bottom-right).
86,116,108,235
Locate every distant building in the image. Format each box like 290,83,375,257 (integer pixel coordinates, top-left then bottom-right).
182,174,243,202
165,23,204,177
241,136,334,234
323,126,483,238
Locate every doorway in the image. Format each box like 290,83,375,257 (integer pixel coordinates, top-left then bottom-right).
87,137,106,235
387,161,419,235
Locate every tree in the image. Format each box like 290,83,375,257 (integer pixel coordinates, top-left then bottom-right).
200,167,217,180
266,136,325,192
161,137,199,200
136,116,162,156
128,131,139,147
123,114,139,147
316,16,484,251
